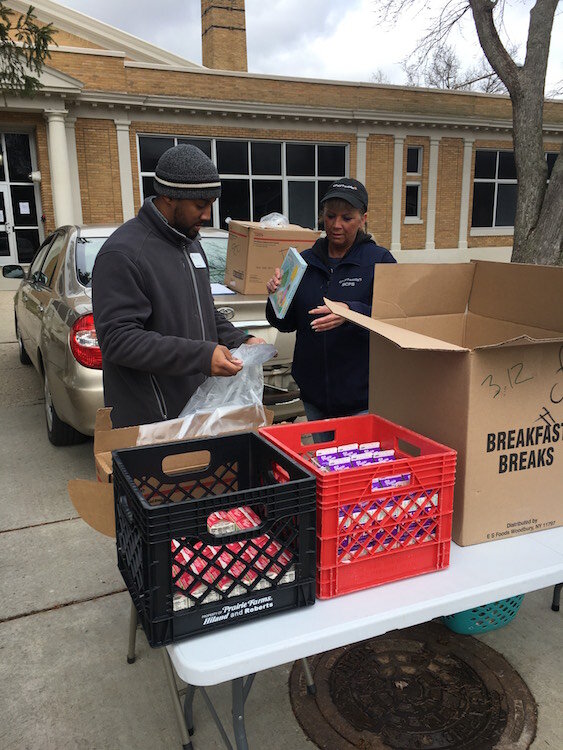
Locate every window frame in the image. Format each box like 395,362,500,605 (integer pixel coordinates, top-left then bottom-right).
406,146,423,176
471,148,518,236
404,181,422,224
28,234,55,278
137,134,348,230
404,146,423,224
36,231,67,288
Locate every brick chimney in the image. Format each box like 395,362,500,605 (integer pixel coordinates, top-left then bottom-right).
201,1,248,72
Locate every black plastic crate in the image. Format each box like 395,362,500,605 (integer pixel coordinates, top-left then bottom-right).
113,431,316,647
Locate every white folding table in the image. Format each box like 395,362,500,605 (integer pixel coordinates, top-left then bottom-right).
129,528,563,750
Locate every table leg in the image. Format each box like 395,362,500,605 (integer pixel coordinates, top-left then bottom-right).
232,677,249,750
199,688,235,749
551,582,562,612
127,600,138,664
161,649,193,750
301,657,317,695
183,684,197,737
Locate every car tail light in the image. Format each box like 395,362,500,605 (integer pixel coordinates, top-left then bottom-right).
70,314,102,369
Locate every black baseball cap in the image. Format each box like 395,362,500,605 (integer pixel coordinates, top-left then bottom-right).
321,178,368,211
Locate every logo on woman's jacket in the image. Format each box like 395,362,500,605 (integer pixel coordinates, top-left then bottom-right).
339,277,363,287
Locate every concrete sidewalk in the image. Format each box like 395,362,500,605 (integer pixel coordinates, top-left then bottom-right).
0,289,561,749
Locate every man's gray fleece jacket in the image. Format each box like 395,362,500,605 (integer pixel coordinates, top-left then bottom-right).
92,199,248,428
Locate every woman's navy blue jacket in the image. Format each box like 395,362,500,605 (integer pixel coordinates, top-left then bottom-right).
266,232,396,416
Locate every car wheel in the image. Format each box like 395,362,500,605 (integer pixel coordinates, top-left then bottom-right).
15,317,32,365
44,372,87,446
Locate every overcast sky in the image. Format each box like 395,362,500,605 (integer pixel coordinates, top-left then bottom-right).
56,0,562,95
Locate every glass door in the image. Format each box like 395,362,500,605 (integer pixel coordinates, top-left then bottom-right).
0,184,17,263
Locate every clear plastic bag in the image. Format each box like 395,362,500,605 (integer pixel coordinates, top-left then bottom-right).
259,212,289,228
177,343,276,438
136,344,277,445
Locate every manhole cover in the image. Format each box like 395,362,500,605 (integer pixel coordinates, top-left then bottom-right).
289,622,537,749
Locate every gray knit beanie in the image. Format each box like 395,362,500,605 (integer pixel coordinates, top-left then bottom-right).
153,144,221,200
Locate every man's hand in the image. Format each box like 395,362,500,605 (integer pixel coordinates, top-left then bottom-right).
266,267,282,294
245,336,266,345
309,304,349,332
210,345,243,376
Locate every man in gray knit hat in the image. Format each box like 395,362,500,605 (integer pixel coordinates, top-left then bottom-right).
92,144,263,428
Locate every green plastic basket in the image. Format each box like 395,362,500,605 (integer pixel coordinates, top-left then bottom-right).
443,595,524,634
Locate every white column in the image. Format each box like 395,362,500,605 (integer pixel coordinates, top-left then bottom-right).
44,110,74,226
425,136,440,251
355,130,368,185
65,116,83,225
114,119,135,222
391,135,405,253
458,137,475,251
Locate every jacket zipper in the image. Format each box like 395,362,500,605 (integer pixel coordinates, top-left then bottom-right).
150,374,168,420
182,247,206,339
323,268,333,413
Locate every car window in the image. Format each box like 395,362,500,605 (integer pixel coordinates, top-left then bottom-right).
39,233,67,287
75,235,112,287
200,236,228,284
29,235,55,277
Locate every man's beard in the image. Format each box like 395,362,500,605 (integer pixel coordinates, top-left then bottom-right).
172,207,199,239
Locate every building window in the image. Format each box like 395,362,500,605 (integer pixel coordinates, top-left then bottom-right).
406,146,422,175
405,183,421,219
137,134,347,229
471,149,518,229
546,152,557,179
404,146,423,223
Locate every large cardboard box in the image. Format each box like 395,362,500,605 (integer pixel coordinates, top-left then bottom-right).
224,220,321,295
326,261,563,546
68,406,274,538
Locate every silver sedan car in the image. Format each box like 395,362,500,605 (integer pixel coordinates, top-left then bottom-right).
3,225,302,445
4,226,113,444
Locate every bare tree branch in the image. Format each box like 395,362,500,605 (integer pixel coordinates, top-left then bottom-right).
373,0,562,264
468,0,522,95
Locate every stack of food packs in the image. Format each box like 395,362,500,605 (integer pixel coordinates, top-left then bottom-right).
171,505,294,611
307,442,439,562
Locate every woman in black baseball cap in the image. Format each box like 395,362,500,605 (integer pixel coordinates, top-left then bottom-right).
266,177,396,431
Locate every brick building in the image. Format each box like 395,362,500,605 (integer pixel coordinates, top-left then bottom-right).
1,0,561,267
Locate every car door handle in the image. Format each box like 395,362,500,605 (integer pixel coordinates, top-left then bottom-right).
22,292,28,302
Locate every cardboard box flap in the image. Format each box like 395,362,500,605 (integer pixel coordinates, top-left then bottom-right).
474,333,563,350
229,220,317,235
470,261,563,333
94,408,140,456
325,299,467,351
371,263,475,319
94,406,273,472
68,480,115,538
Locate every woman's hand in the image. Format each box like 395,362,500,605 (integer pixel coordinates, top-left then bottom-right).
266,268,282,294
309,304,349,332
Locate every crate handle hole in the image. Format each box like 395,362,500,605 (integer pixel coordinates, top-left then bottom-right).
300,429,335,446
398,438,421,457
162,450,211,476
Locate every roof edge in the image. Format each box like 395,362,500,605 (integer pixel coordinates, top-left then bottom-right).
5,0,204,68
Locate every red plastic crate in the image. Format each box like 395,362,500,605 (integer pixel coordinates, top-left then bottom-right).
260,414,456,598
